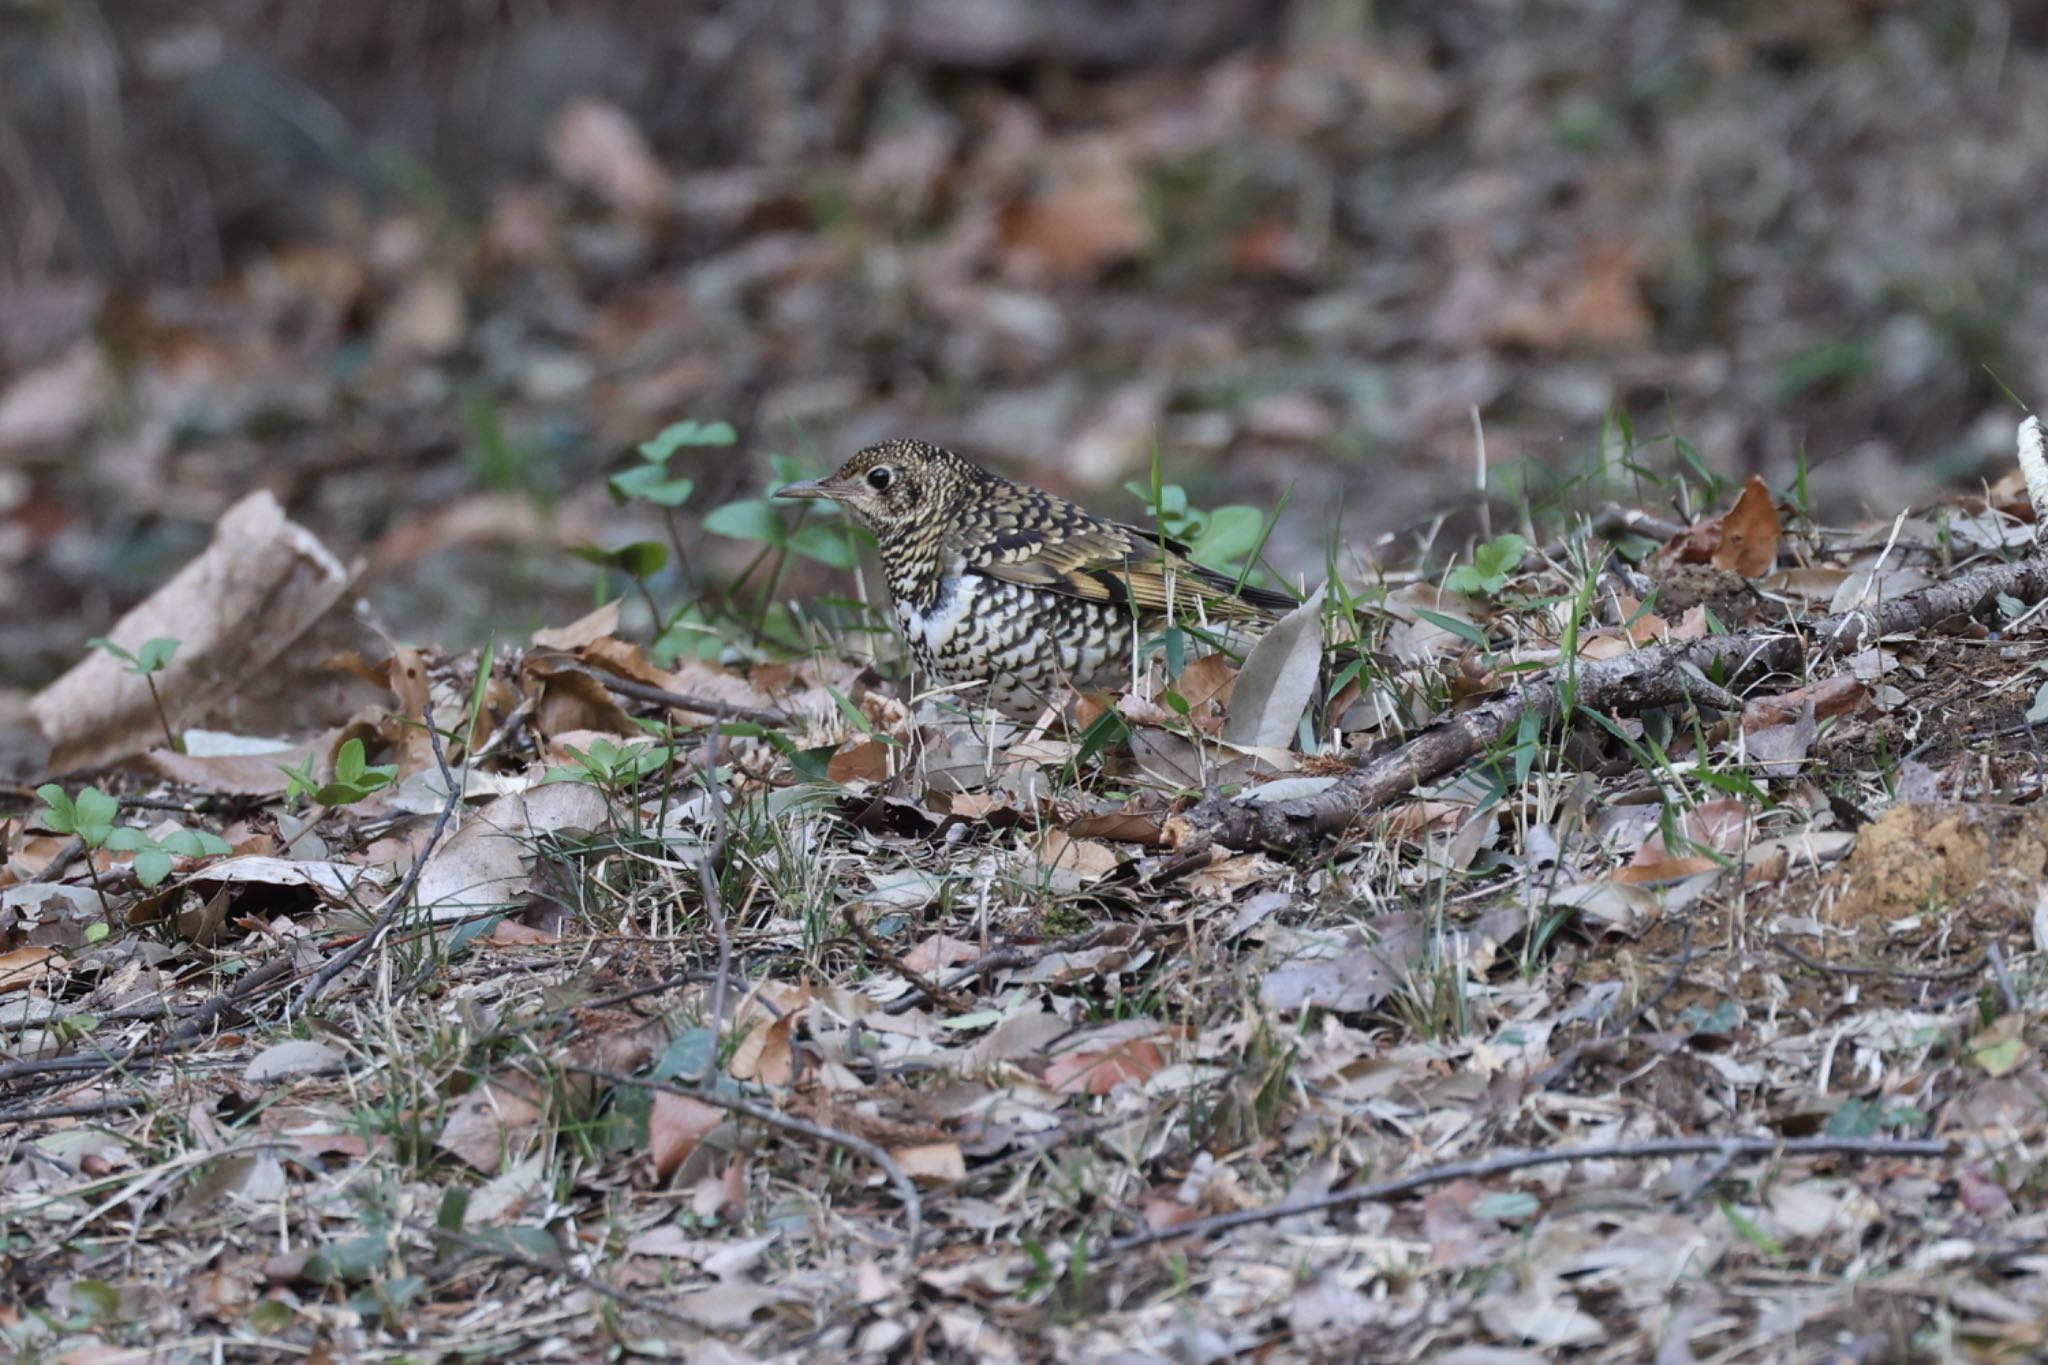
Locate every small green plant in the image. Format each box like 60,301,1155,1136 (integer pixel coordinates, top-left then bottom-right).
89,635,181,752
1442,533,1528,597
547,735,675,790
461,390,546,498
36,783,231,915
283,738,400,808
590,419,863,662
1124,478,1268,568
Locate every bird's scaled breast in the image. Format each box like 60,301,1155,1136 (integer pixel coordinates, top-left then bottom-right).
898,573,1138,713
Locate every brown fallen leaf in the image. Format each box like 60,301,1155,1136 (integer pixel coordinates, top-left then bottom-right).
1046,1024,1172,1095
1000,137,1152,280
0,945,65,994
1712,476,1782,578
414,782,612,922
827,738,894,785
903,933,978,975
1615,797,1752,884
649,1092,723,1180
1035,829,1122,886
436,1077,546,1174
1742,674,1869,731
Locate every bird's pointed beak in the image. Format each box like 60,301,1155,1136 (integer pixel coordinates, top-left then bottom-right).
775,478,835,502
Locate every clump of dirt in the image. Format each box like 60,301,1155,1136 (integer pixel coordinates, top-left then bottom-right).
1830,802,2048,929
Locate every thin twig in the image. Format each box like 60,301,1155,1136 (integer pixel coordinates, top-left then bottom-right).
0,1096,145,1127
1108,1134,1951,1254
412,1221,699,1326
0,954,297,1090
695,712,733,1089
565,1063,923,1257
884,921,1177,1016
295,700,463,1014
842,906,973,1014
595,672,789,728
1771,936,1988,983
1985,941,2021,1014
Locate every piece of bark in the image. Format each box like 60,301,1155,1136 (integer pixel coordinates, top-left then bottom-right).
30,492,359,770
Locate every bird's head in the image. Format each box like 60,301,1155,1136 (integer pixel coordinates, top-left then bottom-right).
776,439,973,539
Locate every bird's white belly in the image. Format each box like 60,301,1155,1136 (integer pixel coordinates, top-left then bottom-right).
897,574,979,657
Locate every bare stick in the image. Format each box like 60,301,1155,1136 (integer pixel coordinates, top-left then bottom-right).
594,672,789,728
1109,1134,1951,1254
0,1096,146,1127
843,906,974,1014
883,921,1176,1016
414,1221,699,1326
566,1063,923,1257
693,712,734,1089
0,954,297,1090
294,700,463,1014
1772,936,1988,984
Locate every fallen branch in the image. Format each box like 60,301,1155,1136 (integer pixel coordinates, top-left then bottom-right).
1171,550,2048,856
1109,1133,1951,1254
0,954,297,1092
594,672,790,728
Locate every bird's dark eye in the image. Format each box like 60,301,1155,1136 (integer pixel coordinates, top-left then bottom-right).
866,466,894,492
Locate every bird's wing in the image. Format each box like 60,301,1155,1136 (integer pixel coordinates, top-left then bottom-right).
957,490,1294,619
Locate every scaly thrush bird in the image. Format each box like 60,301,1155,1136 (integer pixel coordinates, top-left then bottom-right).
777,439,1298,718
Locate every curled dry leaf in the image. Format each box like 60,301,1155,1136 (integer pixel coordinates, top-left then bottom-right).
523,656,640,742
728,1008,797,1087
186,854,382,901
1711,476,1781,578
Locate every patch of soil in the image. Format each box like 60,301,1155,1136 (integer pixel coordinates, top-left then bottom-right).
1828,802,2048,930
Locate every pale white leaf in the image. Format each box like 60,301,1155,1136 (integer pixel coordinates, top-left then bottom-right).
1222,584,1326,750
